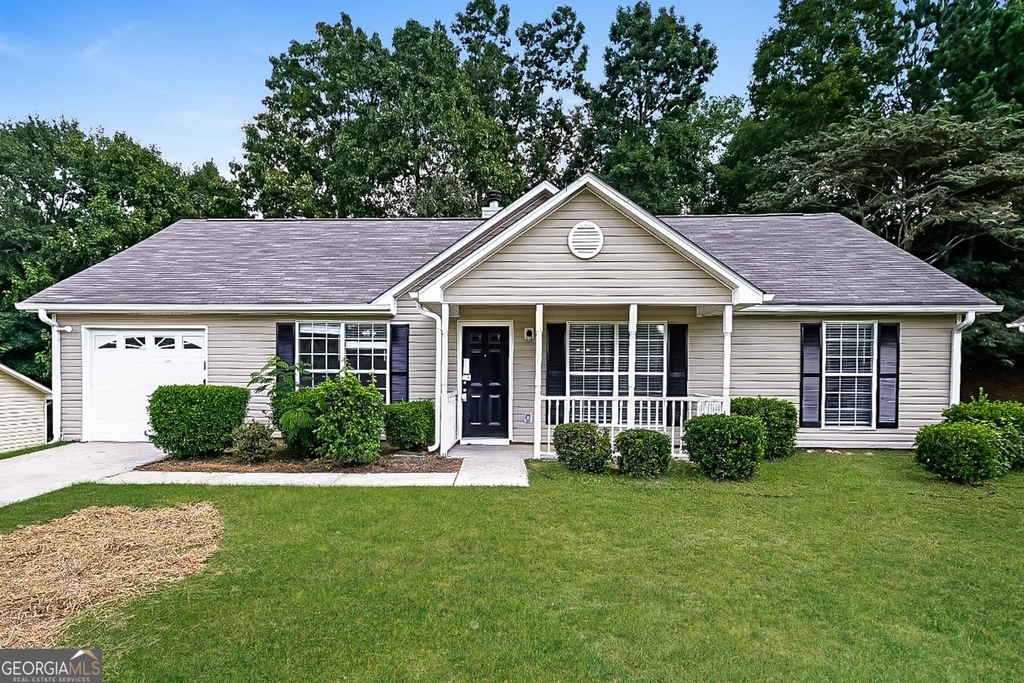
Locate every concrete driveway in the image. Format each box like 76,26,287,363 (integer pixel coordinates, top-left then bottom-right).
0,442,163,508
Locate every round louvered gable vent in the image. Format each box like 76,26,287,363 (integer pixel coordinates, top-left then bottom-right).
567,221,604,259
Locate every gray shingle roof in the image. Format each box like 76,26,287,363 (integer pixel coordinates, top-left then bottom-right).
22,218,482,306
22,210,994,309
660,213,995,307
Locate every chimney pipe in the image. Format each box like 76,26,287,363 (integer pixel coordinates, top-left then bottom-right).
482,190,503,218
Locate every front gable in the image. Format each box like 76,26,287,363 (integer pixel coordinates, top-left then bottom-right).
441,187,739,305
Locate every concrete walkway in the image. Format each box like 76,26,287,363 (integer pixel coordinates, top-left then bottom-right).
0,442,163,508
0,442,529,508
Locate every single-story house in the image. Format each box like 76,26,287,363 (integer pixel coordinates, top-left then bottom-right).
0,362,51,452
16,174,1000,455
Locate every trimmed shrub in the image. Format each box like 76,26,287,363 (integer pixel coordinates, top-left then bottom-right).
943,394,1024,468
615,428,672,477
731,397,798,460
314,372,385,463
915,421,1010,484
553,422,611,473
148,385,250,458
384,400,435,451
229,421,278,463
684,413,765,480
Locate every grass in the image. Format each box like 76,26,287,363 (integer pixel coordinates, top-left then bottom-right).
1,451,1023,682
0,440,68,461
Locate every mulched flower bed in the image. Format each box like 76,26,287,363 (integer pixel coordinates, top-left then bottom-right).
138,454,462,474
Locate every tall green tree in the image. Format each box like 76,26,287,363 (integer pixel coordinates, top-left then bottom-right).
0,117,243,381
585,1,719,214
714,0,901,210
747,108,1024,365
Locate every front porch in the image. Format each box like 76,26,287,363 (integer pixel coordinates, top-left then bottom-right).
433,303,734,458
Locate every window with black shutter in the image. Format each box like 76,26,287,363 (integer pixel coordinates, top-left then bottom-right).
800,323,822,428
389,324,410,403
666,324,688,396
876,323,900,428
276,322,295,366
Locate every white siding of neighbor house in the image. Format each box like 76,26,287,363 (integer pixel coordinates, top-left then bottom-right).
444,190,733,305
731,314,956,449
0,372,48,452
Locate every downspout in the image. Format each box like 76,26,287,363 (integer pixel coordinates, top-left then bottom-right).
37,309,72,442
412,295,443,452
949,311,976,407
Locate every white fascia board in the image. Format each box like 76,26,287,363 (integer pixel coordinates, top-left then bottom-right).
418,174,766,304
370,181,560,305
14,302,398,315
0,362,51,395
739,304,1004,315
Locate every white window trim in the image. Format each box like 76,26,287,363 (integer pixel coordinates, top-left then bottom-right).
820,321,878,431
296,321,391,404
565,321,668,398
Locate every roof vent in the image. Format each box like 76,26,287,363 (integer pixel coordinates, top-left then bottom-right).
567,221,604,259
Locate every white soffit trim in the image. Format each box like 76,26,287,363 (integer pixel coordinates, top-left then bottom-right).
14,302,398,315
740,304,1004,315
371,181,560,305
416,173,765,305
0,362,52,395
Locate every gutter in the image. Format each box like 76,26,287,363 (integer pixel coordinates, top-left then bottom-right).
949,311,976,407
37,309,72,442
412,295,443,452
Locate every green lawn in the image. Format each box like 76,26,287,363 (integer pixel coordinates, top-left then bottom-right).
2,451,1023,682
0,440,68,461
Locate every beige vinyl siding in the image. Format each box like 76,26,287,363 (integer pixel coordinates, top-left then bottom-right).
444,190,733,305
59,314,279,440
395,295,436,401
731,314,956,449
0,374,48,452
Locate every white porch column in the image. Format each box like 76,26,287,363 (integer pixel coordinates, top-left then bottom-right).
440,302,451,454
723,304,733,414
627,303,638,427
534,304,544,458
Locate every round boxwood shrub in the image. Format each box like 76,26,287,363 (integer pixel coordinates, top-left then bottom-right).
683,413,765,480
943,394,1024,468
148,384,251,458
915,421,1010,484
384,400,435,451
615,428,672,477
731,397,798,460
553,422,611,473
229,421,278,463
313,372,385,464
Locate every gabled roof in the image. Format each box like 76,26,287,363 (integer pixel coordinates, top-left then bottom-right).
16,180,998,313
0,363,51,396
660,213,996,308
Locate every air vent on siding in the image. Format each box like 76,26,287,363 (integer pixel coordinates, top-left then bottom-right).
567,221,604,259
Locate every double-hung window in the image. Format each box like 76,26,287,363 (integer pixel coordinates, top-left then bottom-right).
822,322,875,427
567,322,666,398
297,322,389,399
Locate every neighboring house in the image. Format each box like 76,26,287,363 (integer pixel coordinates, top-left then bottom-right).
0,362,51,452
17,175,1001,455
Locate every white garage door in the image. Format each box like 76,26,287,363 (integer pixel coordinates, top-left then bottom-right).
87,329,208,441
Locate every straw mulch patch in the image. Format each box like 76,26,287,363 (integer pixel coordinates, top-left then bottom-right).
0,502,222,648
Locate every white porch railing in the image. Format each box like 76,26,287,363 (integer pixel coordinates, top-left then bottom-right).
540,395,726,458
440,390,459,455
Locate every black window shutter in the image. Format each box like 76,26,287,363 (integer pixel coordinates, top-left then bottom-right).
276,322,295,365
389,324,410,403
876,323,900,428
666,324,689,396
800,323,822,428
546,323,567,396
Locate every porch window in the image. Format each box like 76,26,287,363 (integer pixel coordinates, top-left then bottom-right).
823,322,875,427
567,322,666,397
297,322,388,398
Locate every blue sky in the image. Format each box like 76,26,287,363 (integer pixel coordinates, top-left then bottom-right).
0,1,779,173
